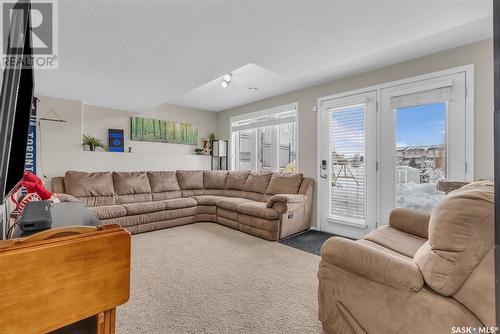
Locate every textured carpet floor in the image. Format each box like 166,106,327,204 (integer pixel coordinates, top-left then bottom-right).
116,223,322,334
279,230,335,255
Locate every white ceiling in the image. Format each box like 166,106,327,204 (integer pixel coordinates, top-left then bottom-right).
34,1,493,112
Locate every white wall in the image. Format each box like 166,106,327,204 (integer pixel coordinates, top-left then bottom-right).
83,102,217,155
36,96,214,186
216,39,494,228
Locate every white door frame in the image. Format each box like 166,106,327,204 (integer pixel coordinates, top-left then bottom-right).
379,71,470,224
316,64,474,237
317,90,377,239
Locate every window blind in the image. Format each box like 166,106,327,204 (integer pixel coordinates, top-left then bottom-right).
390,84,453,109
328,104,366,222
231,109,296,132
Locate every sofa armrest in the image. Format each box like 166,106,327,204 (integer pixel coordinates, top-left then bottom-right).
389,208,430,239
266,194,307,214
53,193,80,203
321,237,424,292
266,194,307,207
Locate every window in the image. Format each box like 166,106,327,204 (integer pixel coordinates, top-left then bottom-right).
394,102,447,212
380,71,469,222
231,104,297,172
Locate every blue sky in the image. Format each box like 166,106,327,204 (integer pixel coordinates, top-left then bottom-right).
396,102,446,147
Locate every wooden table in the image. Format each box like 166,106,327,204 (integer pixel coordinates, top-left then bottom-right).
0,224,131,334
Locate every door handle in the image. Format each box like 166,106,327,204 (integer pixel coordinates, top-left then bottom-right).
320,174,328,179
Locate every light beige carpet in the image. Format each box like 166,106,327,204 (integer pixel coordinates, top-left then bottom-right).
116,223,322,334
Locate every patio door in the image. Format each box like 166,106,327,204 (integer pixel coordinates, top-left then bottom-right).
318,67,472,238
379,72,470,224
318,91,377,239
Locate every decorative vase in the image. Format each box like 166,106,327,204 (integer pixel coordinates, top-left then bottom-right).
202,138,210,155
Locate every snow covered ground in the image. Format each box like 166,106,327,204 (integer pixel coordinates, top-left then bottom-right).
395,182,444,212
330,163,444,217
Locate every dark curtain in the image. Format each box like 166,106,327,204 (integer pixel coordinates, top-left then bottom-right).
493,0,500,327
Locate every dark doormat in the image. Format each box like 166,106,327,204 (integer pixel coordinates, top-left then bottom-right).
279,230,335,256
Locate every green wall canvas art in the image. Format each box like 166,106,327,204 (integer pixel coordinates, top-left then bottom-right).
131,116,198,145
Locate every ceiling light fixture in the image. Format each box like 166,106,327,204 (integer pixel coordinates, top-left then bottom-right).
221,73,232,88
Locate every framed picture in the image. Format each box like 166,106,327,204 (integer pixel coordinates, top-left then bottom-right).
108,129,125,152
130,116,198,145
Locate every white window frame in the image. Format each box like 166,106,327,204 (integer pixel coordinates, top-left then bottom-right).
380,71,468,224
317,65,474,238
229,103,299,172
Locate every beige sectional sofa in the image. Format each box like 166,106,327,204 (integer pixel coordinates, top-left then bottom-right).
51,170,314,241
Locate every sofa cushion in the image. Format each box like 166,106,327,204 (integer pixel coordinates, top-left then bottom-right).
216,197,253,211
89,205,127,220
357,239,413,260
364,225,426,258
64,171,115,197
238,201,280,220
217,207,239,221
163,197,197,210
193,195,226,206
243,172,272,194
239,214,280,232
225,171,250,190
54,193,79,202
116,193,153,205
151,191,182,201
122,201,165,215
265,173,303,195
239,191,265,202
202,189,225,196
113,172,151,195
414,180,494,296
113,207,197,228
147,171,180,192
176,170,203,190
204,171,228,189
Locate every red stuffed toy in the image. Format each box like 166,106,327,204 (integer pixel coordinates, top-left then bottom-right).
10,172,53,212
21,172,52,200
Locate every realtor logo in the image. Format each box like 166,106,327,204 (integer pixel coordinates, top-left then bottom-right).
1,0,58,69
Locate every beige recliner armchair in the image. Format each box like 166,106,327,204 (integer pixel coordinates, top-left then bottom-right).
318,180,494,333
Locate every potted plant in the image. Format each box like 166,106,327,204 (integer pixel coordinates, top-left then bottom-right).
82,134,107,152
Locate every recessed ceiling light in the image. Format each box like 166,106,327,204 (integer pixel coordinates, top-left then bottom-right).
248,87,258,92
223,74,232,82
221,81,229,88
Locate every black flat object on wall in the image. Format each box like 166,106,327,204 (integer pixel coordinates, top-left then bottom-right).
493,1,499,328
